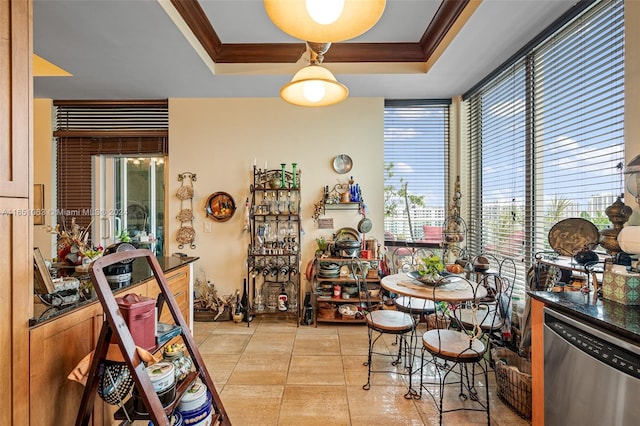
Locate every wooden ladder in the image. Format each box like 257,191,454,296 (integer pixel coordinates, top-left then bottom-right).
75,249,231,426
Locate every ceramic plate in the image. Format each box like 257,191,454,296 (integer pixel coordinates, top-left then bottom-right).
332,154,353,174
335,227,360,242
548,218,599,256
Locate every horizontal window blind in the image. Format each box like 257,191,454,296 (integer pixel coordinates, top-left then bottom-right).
384,100,450,243
466,0,624,298
532,0,625,252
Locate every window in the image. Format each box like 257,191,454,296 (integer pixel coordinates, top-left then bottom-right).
465,0,625,295
54,100,168,252
384,100,450,243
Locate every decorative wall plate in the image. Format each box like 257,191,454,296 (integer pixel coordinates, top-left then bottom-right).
205,192,236,222
548,218,599,256
332,154,353,174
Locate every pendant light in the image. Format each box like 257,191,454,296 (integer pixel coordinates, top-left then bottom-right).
264,0,386,43
280,42,348,107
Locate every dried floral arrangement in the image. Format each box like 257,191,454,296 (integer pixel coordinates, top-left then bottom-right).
45,217,103,264
193,279,235,321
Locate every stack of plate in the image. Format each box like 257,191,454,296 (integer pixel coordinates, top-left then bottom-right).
318,262,340,278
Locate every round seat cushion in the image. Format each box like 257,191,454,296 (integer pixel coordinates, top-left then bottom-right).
394,296,435,315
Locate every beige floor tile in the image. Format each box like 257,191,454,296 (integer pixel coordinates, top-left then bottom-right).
338,333,371,356
343,354,410,388
198,318,530,426
200,353,240,385
198,333,251,354
210,320,257,335
296,324,339,335
346,384,425,425
227,352,291,385
293,333,341,355
254,317,299,334
220,384,284,426
287,355,345,385
278,385,350,426
243,332,295,354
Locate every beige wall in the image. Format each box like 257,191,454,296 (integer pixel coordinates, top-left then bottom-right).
168,98,384,295
625,0,640,224
33,98,55,256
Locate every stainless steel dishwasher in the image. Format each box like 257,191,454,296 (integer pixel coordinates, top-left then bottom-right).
544,307,640,425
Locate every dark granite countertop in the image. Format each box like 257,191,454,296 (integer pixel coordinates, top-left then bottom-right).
528,290,640,343
31,255,199,327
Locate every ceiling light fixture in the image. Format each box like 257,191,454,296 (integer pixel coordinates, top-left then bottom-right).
280,42,348,107
264,0,386,43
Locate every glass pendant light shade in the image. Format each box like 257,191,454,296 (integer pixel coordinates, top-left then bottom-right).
264,0,386,43
280,65,348,107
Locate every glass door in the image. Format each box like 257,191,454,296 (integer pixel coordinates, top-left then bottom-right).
93,156,165,255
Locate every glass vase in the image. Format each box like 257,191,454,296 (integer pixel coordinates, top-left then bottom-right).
291,163,298,188
280,163,286,188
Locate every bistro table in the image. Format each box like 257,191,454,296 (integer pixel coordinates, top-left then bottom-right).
381,272,488,302
380,272,489,397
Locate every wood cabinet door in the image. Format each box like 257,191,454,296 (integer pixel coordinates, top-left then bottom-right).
0,198,31,424
0,0,31,197
29,304,106,426
146,265,191,328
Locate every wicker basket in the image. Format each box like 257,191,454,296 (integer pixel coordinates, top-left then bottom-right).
491,347,532,419
426,313,450,329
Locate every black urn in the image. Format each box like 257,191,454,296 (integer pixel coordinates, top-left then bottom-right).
573,247,599,265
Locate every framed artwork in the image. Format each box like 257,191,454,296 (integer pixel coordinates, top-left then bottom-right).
34,184,45,225
33,247,55,294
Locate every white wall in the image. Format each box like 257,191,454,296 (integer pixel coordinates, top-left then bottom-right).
168,98,384,296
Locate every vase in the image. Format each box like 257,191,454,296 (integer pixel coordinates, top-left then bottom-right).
291,163,298,189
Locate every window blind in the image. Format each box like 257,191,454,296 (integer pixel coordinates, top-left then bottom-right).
466,0,624,297
384,100,450,242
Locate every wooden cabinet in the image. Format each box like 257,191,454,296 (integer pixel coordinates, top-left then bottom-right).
29,301,111,426
313,257,381,324
1,1,32,424
146,265,191,328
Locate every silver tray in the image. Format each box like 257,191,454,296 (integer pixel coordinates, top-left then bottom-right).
332,154,353,174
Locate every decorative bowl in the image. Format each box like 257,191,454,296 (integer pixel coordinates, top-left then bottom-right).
407,271,445,286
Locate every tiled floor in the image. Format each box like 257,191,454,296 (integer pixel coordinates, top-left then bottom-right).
193,317,531,426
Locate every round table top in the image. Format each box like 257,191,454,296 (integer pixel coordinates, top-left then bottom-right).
381,272,488,302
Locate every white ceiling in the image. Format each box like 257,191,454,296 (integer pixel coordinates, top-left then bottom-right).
33,0,578,100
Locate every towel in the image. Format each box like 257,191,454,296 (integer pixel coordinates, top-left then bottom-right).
67,344,160,386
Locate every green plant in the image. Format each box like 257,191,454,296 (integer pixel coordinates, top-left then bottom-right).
117,229,131,243
417,255,444,278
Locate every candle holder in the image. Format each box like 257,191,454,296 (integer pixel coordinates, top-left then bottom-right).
291,163,298,189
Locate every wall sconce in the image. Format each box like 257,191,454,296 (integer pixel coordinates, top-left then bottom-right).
280,42,348,107
264,0,386,43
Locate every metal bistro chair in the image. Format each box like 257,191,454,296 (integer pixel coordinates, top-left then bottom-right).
459,256,517,353
354,260,417,399
393,247,437,325
419,275,493,425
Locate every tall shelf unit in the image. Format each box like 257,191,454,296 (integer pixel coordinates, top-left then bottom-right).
247,165,301,325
